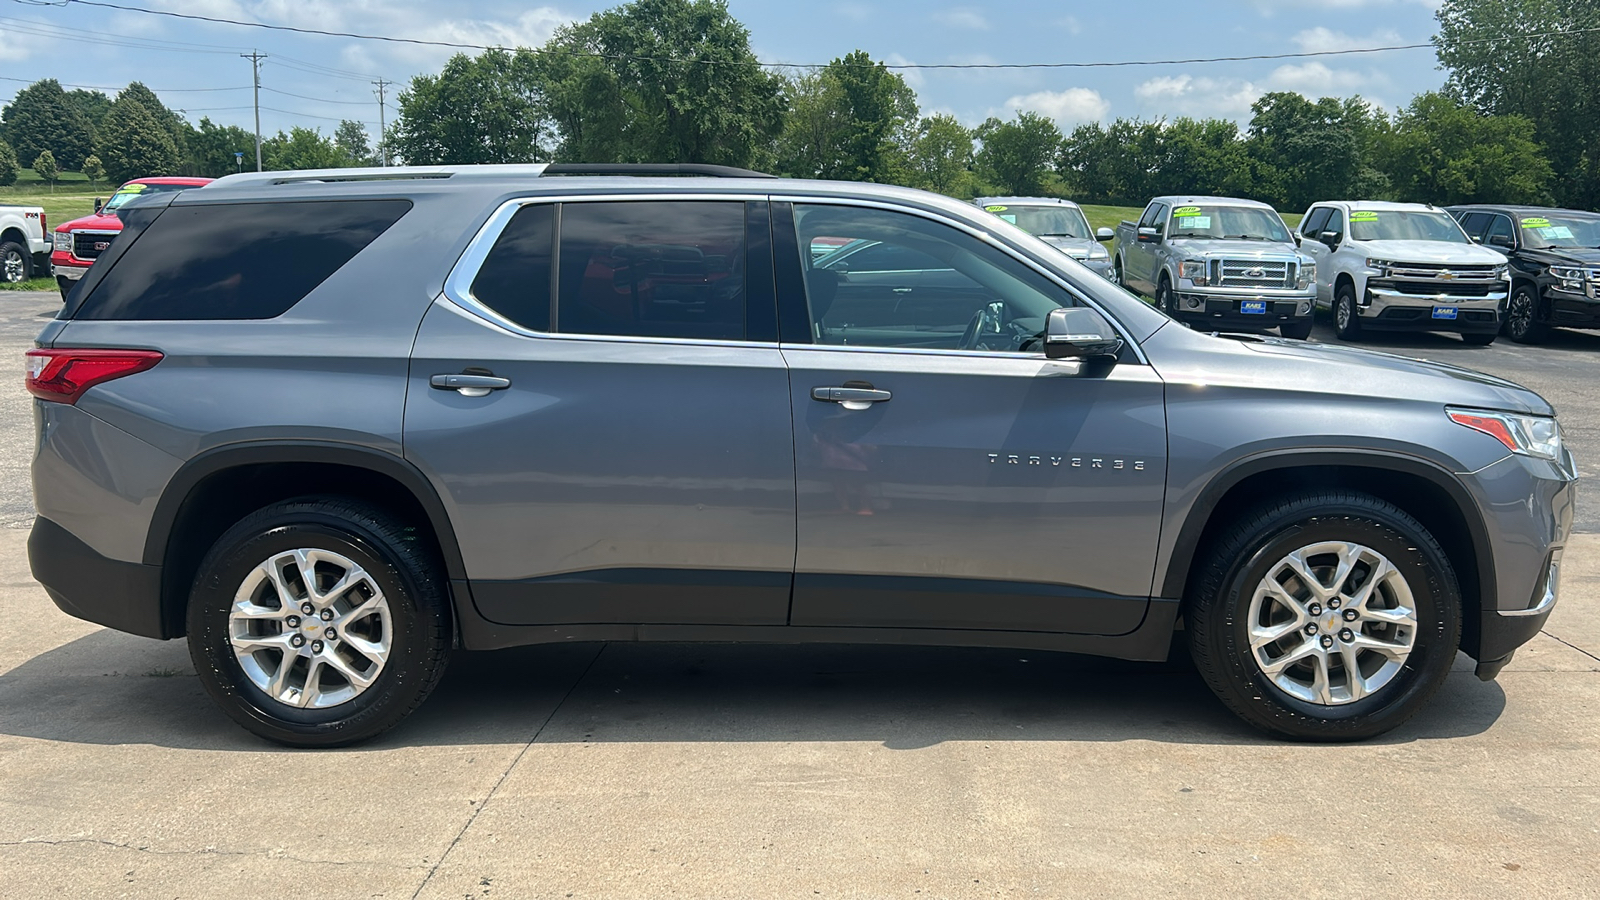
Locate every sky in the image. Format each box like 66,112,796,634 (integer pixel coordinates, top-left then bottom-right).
0,0,1452,145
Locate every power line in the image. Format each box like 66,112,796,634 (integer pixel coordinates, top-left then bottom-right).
261,86,375,106
25,0,1600,70
0,74,246,92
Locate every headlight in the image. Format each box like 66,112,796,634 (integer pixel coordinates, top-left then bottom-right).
1178,260,1208,286
1296,260,1316,289
1494,264,1508,280
1448,408,1564,461
1551,266,1587,292
1087,244,1109,261
1365,258,1393,276
53,232,72,252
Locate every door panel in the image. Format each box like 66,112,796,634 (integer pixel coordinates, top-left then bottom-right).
784,347,1167,635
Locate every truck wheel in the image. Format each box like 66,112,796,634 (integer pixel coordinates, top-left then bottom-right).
1504,285,1549,344
1188,491,1461,742
187,498,452,747
1334,283,1363,341
1111,259,1124,288
0,241,29,284
1279,319,1313,340
56,277,72,301
1156,275,1177,314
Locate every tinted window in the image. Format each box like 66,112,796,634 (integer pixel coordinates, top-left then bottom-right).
1137,203,1163,229
471,204,552,331
1484,214,1515,246
794,203,1078,353
1325,209,1345,239
818,240,943,273
75,200,411,320
556,201,746,341
1300,207,1331,238
1456,212,1489,240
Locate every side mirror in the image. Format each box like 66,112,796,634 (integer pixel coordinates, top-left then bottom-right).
1136,226,1160,244
1292,232,1303,247
1319,231,1340,249
1095,227,1114,242
93,197,104,214
1045,307,1123,363
1490,234,1514,249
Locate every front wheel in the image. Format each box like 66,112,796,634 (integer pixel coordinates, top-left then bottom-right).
1504,284,1549,344
1156,276,1177,315
187,498,452,747
1334,283,1363,341
1187,491,1461,741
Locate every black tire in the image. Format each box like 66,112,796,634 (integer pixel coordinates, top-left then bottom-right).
56,277,71,301
1111,258,1124,288
1504,284,1549,344
0,240,29,284
1461,331,1496,346
1156,275,1177,315
1334,282,1363,341
1187,491,1461,742
1278,319,1313,340
187,498,451,747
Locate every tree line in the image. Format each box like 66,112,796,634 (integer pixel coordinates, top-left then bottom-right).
3,0,1594,211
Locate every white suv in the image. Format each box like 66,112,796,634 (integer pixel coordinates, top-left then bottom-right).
1297,201,1508,345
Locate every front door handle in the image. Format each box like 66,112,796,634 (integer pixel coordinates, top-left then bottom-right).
431,373,511,398
812,385,892,408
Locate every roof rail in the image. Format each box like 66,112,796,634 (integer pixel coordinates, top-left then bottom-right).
207,164,552,189
542,163,776,179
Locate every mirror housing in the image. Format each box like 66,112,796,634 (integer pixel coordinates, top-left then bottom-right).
1291,232,1303,247
1136,226,1160,243
93,197,104,214
1045,307,1123,362
1095,226,1115,242
1319,230,1340,249
1490,233,1514,249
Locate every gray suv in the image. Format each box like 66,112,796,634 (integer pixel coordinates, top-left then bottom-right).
28,163,1575,747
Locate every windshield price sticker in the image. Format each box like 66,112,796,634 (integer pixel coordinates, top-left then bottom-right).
1000,215,1018,224
1172,206,1202,217
1177,216,1212,229
1521,217,1551,228
984,205,1008,212
1350,211,1379,222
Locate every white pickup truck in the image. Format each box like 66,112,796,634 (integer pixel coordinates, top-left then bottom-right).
0,204,50,284
1296,201,1509,345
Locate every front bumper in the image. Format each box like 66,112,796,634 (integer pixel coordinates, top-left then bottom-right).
1171,292,1314,328
51,254,89,281
1360,285,1505,333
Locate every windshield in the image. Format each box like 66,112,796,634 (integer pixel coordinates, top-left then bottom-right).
982,204,1091,240
1349,210,1468,243
1518,213,1600,250
1166,205,1290,242
102,182,193,211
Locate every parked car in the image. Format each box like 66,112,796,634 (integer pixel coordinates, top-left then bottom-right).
29,163,1574,747
1296,201,1508,345
0,203,49,284
51,176,212,299
973,196,1115,280
1447,205,1600,344
1113,196,1317,339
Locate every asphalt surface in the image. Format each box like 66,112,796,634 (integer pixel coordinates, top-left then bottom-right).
2,290,1599,896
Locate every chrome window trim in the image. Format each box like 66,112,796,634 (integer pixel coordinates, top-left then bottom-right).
435,294,781,349
771,194,1149,365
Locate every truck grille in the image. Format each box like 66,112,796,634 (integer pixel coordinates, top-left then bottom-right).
1374,280,1501,298
1216,259,1293,289
72,231,117,260
1385,262,1499,281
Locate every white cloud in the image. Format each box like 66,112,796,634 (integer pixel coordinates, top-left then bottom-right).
1056,16,1083,36
832,3,871,22
1000,88,1110,126
1290,26,1404,54
934,8,990,30
1248,0,1438,13
1267,62,1376,95
882,53,925,88
1135,74,1262,118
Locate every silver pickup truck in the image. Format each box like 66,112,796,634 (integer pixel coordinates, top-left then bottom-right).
1114,196,1317,339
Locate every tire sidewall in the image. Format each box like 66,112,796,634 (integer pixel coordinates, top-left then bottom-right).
1207,510,1460,739
188,511,436,744
1507,286,1538,342
1335,285,1359,338
0,242,27,284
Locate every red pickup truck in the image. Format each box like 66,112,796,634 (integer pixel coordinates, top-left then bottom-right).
51,176,212,298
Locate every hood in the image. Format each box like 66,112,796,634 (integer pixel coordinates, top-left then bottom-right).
56,210,123,233
1354,239,1505,265
1039,235,1104,259
1166,237,1301,259
1522,246,1600,266
1145,324,1552,416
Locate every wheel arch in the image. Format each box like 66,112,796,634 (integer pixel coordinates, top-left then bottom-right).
1161,450,1495,658
145,442,468,639
1,226,27,246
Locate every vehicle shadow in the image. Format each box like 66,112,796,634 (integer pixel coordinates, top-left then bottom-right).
0,628,1506,751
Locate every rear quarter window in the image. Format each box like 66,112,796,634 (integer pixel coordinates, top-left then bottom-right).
71,199,412,320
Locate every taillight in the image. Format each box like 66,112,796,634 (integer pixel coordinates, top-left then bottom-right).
25,349,163,404
41,213,48,235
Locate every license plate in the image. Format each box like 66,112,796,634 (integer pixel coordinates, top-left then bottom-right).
1432,307,1459,320
1240,301,1267,315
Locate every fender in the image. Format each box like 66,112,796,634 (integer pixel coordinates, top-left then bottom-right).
1159,448,1496,611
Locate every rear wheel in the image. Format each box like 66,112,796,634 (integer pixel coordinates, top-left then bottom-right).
1504,284,1549,344
1334,282,1363,341
0,241,29,284
1188,491,1461,742
187,498,451,747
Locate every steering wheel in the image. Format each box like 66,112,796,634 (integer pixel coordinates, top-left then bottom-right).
959,302,1005,351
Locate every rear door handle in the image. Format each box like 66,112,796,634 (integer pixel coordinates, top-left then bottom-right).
431,373,511,397
811,386,892,405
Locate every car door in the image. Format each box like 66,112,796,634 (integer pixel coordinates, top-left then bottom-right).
1297,206,1334,305
404,197,796,626
774,201,1167,635
1129,202,1167,292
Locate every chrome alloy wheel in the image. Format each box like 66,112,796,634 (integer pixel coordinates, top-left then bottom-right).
1336,296,1352,332
1247,541,1417,705
2,248,24,283
228,548,392,709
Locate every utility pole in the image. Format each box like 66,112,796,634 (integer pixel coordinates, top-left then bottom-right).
372,77,392,166
241,50,267,171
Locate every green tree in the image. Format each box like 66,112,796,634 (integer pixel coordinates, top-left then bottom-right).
906,113,974,196
975,111,1062,196
117,82,191,166
1381,92,1553,205
334,120,373,165
1436,0,1600,207
82,154,104,187
184,117,257,177
391,50,548,165
775,53,918,182
262,127,347,171
97,93,181,184
32,150,59,191
64,89,113,137
1157,117,1255,199
0,140,17,187
536,0,786,167
1059,119,1165,205
1245,93,1385,211
0,79,94,170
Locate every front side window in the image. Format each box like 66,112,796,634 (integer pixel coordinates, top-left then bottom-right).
1483,214,1516,247
1167,205,1291,242
1349,209,1469,243
793,204,1078,353
556,201,746,341
1324,209,1346,241
1300,207,1331,239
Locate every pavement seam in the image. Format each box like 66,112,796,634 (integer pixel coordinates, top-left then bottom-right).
0,837,400,867
1541,629,1600,663
408,643,607,900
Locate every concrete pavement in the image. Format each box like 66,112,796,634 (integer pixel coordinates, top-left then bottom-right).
3,527,1596,898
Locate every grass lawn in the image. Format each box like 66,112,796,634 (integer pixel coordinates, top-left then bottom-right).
3,170,111,225
0,276,56,292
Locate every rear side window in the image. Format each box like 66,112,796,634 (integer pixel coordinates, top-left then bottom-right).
556,201,746,341
74,199,411,320
470,204,553,332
